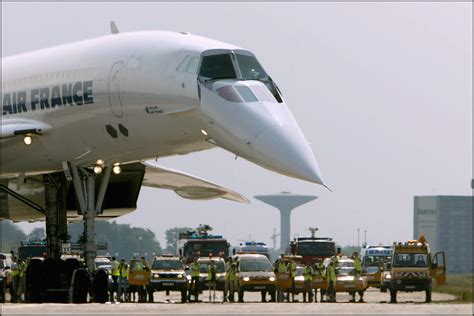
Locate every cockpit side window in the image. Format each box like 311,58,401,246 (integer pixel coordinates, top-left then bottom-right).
235,53,267,81
199,54,237,80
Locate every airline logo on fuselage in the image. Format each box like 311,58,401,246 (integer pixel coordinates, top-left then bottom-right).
2,80,93,115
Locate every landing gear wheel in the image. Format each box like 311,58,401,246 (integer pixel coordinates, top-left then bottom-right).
390,289,397,303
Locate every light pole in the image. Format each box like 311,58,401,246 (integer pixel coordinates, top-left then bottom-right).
138,236,143,256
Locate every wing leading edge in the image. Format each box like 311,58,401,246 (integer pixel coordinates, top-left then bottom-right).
142,162,249,204
1,118,52,139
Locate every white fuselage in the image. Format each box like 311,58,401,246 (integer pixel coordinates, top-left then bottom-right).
1,31,238,177
2,30,326,189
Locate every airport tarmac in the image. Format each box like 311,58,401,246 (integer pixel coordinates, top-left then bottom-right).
1,289,472,315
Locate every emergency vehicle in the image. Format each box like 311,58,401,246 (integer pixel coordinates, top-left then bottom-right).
235,242,270,259
234,253,277,302
381,237,446,303
361,245,393,288
149,255,188,302
288,237,336,265
177,228,230,264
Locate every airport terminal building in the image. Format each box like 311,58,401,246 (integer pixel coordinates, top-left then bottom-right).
414,196,472,273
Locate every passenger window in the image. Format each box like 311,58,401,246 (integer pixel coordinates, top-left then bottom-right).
235,86,258,102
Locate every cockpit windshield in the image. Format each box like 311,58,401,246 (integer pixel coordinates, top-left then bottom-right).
199,50,283,103
235,53,267,81
199,54,237,80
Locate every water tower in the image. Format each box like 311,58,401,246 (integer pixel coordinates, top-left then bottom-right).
254,192,317,252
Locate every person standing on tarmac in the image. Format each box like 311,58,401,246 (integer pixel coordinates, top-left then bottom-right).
313,258,325,303
188,257,200,302
207,259,217,302
117,259,129,302
110,257,120,302
289,259,297,302
302,264,314,302
326,261,337,303
276,254,288,302
10,257,20,303
351,252,364,303
224,258,237,302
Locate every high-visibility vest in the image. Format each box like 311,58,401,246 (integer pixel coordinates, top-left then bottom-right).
277,261,288,273
134,262,143,270
112,260,120,276
20,262,27,277
207,264,216,281
354,257,362,273
11,262,20,277
314,263,324,276
119,263,129,277
190,262,200,277
226,263,237,281
304,266,313,281
326,265,336,282
289,262,297,277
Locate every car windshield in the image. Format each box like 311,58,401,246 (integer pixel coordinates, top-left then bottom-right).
337,261,355,276
240,260,273,272
393,253,429,267
95,261,111,268
297,242,336,257
199,261,225,273
0,260,4,269
363,255,392,267
185,241,228,258
152,260,183,270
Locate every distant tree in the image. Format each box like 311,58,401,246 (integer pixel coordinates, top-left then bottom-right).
0,221,27,253
164,227,193,253
68,221,162,261
340,245,362,256
27,227,45,241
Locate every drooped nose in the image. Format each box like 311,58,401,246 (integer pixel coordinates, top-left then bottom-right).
251,124,325,185
199,80,327,187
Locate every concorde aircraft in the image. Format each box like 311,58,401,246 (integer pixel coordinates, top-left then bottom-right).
0,23,326,223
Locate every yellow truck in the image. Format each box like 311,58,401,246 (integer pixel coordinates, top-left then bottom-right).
381,238,446,303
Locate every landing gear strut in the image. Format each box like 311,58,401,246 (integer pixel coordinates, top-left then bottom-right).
68,163,112,272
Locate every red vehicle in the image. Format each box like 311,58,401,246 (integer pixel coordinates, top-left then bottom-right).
288,237,336,265
177,231,230,264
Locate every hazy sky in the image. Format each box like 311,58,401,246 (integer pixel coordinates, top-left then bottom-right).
2,2,472,249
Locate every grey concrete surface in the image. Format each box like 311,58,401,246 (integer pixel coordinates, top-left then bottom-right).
1,289,472,315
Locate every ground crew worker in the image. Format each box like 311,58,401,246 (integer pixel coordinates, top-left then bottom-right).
224,258,237,302
351,252,364,303
276,255,288,302
111,257,120,302
18,258,28,302
4,267,12,303
10,257,20,303
289,259,297,302
303,264,314,303
207,260,217,302
188,258,201,302
326,261,337,303
352,252,362,277
313,258,325,302
117,259,129,302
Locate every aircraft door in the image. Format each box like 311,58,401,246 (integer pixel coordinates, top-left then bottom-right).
108,62,124,118
430,252,446,285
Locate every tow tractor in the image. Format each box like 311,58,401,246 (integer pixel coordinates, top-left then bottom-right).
381,237,446,303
